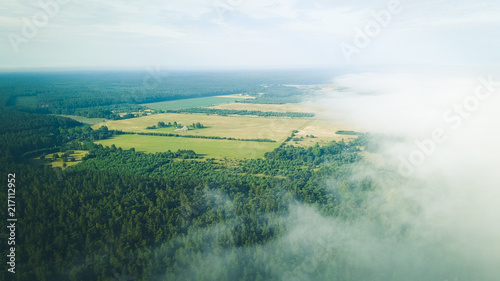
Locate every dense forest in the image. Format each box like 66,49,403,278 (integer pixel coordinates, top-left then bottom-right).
239,85,308,104
0,91,393,281
2,71,464,281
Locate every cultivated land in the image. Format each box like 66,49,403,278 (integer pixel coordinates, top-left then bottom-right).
92,113,312,142
95,134,278,159
140,96,244,110
91,96,360,158
202,102,361,145
286,119,359,146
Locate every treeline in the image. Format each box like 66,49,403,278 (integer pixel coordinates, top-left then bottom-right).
146,121,204,130
0,109,81,162
0,107,126,165
336,130,364,135
54,104,148,120
20,104,149,120
236,141,360,179
238,85,308,104
136,131,276,142
163,107,315,118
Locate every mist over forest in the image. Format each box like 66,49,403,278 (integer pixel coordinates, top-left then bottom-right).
0,67,498,281
305,69,500,281
2,0,500,279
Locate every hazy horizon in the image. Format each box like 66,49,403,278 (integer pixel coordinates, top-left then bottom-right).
2,0,500,70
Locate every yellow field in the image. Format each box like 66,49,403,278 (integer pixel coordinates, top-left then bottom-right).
89,105,361,158
286,119,359,146
92,113,312,143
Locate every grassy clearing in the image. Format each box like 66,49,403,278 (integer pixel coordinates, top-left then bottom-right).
95,134,278,159
141,96,244,111
60,115,108,125
92,113,312,143
15,96,38,107
40,150,88,169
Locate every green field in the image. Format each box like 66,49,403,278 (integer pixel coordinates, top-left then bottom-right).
141,96,244,110
60,115,107,125
95,134,278,159
92,113,312,142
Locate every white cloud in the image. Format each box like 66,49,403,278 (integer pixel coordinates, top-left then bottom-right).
394,1,500,30
93,23,185,38
1,0,500,68
0,15,22,28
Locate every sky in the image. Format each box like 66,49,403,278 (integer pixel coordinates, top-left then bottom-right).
1,0,500,70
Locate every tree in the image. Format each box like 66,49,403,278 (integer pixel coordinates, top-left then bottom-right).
99,125,109,133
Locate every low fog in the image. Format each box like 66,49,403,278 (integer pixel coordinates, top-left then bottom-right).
149,68,500,281
312,68,500,280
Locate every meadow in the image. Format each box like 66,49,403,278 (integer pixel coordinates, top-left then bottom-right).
92,113,312,142
60,115,108,125
95,134,279,159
